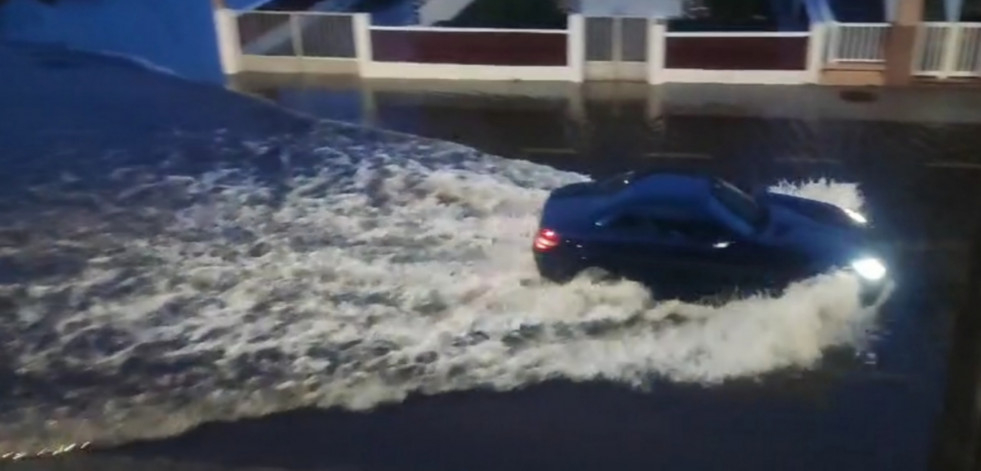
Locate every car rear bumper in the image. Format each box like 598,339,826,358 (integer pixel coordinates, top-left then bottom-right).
534,249,589,284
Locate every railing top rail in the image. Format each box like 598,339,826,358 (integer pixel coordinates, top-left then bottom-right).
369,25,569,34
234,10,357,17
664,31,810,38
831,22,890,27
921,21,981,27
581,14,657,19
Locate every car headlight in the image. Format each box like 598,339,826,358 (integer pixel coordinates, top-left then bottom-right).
851,257,886,281
842,207,868,225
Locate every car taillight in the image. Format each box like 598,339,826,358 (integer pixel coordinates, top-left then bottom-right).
533,228,561,252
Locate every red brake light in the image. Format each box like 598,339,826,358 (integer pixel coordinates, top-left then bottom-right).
533,228,561,251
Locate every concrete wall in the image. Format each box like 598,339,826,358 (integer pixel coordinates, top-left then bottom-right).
0,0,224,83
225,11,977,86
820,65,886,85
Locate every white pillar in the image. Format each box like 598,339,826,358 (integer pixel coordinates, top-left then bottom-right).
884,0,898,21
213,8,242,75
939,23,963,77
353,13,373,77
290,13,303,57
647,17,666,85
945,0,964,21
567,14,585,83
806,21,828,84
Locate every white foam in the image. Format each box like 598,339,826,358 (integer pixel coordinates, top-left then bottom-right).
768,178,865,214
0,126,885,455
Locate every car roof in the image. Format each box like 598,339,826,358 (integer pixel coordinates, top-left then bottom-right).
613,172,714,204
589,172,717,221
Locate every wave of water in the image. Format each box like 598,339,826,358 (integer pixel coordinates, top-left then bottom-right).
0,123,885,456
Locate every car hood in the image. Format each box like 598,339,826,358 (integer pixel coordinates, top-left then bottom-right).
755,192,873,264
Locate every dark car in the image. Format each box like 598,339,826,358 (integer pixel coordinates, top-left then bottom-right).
532,170,890,305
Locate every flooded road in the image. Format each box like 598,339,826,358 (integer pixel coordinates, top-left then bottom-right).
190,74,980,471
234,75,981,247
4,52,981,471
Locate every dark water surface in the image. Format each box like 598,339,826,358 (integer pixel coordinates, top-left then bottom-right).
5,52,981,471
197,75,981,471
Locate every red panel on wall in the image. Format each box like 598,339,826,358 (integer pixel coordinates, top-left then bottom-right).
371,30,568,66
665,36,809,70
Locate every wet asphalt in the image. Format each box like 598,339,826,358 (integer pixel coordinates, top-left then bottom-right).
9,73,981,471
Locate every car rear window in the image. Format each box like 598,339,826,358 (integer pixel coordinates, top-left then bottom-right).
594,170,666,194
595,172,635,194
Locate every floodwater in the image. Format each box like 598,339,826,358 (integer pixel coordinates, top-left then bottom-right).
4,48,981,471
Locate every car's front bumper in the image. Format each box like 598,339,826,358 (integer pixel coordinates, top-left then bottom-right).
857,277,895,308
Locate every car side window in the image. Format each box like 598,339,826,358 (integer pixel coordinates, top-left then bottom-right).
654,219,730,243
606,213,651,232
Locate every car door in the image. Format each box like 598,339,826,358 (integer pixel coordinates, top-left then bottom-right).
704,233,780,293
721,233,817,292
643,218,726,291
661,218,791,295
585,212,680,285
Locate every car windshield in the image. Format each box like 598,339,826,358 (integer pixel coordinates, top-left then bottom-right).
711,180,768,230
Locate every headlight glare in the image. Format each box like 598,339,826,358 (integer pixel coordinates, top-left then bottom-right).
842,207,868,224
851,257,886,281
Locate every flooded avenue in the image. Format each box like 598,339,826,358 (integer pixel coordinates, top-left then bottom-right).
6,53,981,471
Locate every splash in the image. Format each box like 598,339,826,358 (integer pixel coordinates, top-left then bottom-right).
0,124,884,455
768,178,865,214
